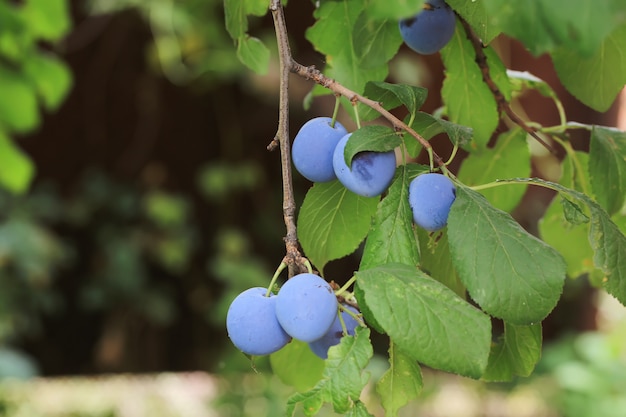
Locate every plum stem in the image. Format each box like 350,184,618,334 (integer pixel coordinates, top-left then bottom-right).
339,303,365,327
266,262,288,297
335,275,357,297
444,143,459,166
331,95,341,128
353,102,362,130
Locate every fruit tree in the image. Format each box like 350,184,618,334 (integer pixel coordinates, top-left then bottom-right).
223,0,626,416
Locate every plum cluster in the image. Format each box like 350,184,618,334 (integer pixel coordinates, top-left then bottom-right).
226,273,360,359
399,0,456,55
293,118,457,230
292,117,397,197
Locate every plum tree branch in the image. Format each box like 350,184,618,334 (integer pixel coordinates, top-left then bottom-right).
269,0,308,277
269,0,446,162
286,63,447,169
458,17,557,154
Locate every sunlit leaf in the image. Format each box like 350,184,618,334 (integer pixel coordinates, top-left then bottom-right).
377,342,423,417
0,130,35,194
236,36,270,75
270,340,325,393
483,322,542,382
588,126,626,215
552,24,626,112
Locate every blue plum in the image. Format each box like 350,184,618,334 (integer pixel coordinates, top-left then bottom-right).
308,305,360,359
292,117,348,182
408,173,456,231
226,287,291,356
399,0,456,55
332,133,397,197
275,273,338,342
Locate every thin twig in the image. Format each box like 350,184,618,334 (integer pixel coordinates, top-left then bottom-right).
268,0,446,169
458,18,557,154
287,63,447,169
269,0,308,276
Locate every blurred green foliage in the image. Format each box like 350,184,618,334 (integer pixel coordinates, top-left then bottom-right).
0,0,72,193
0,170,195,334
533,325,626,417
0,0,283,376
85,0,258,86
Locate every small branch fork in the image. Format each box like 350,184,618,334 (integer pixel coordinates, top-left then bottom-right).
458,18,556,154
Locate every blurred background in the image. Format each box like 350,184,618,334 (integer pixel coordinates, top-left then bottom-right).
0,0,625,416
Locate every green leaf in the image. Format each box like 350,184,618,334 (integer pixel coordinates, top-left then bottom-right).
445,0,501,44
404,112,473,157
539,152,599,279
307,0,365,61
441,22,499,150
306,1,402,100
539,198,596,279
560,198,590,226
505,178,626,308
0,130,35,194
353,13,403,69
588,126,626,215
399,119,459,159
552,24,626,112
481,46,513,102
345,401,375,417
286,327,373,416
587,201,626,304
355,263,491,378
270,340,325,393
0,66,40,133
447,186,566,324
361,82,404,121
367,0,425,20
24,53,72,111
457,128,531,212
22,0,70,41
417,228,465,297
362,81,428,116
377,342,423,417
244,0,269,16
236,36,270,75
360,165,427,270
298,181,379,271
483,0,626,57
223,0,247,38
483,322,542,382
344,125,402,166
